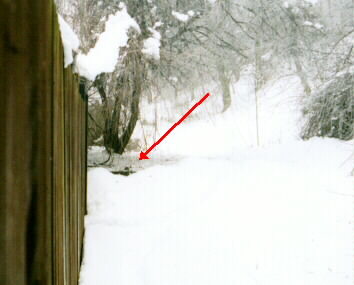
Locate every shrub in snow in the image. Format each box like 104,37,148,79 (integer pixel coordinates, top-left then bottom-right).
302,70,354,140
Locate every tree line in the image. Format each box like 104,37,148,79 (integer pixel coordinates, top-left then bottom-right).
56,0,354,153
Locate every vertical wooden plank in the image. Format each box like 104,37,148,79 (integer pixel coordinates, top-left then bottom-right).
73,72,79,285
78,79,87,267
28,0,54,283
0,1,32,285
52,9,66,285
75,73,81,277
66,69,73,285
64,64,79,285
77,77,88,268
63,67,70,285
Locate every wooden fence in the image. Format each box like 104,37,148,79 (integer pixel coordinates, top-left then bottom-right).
0,1,87,285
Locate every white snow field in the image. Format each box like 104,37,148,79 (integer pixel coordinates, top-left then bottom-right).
81,74,353,285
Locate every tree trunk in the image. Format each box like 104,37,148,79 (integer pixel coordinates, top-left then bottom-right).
97,39,144,155
288,11,312,96
294,57,311,95
217,63,232,112
254,38,261,146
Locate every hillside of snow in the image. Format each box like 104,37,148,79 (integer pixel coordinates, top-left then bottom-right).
82,74,353,285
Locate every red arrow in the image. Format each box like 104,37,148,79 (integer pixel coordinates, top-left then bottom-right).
139,92,211,160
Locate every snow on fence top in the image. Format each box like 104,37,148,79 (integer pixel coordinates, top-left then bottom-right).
58,15,80,68
76,4,140,81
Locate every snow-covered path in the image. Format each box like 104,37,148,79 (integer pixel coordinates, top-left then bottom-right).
81,139,353,285
81,75,353,285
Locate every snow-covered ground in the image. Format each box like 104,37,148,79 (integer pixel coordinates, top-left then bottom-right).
81,74,353,285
